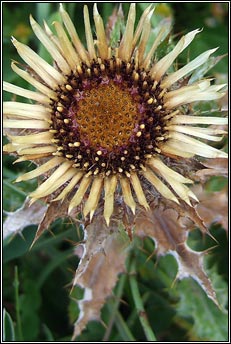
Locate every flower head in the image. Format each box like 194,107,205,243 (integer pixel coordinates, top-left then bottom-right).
3,3,227,227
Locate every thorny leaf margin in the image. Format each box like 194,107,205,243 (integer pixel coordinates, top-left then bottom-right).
135,203,219,305
71,212,130,340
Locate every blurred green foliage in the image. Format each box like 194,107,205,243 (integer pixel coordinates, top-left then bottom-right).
3,2,228,341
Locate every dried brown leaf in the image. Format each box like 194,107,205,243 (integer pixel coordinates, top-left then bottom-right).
72,214,129,339
195,158,228,182
193,185,228,232
135,206,218,304
162,199,208,234
3,197,47,240
32,198,80,246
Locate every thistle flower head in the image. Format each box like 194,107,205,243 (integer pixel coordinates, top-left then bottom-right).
3,3,227,227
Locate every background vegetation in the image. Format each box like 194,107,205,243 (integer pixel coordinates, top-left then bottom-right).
3,2,228,341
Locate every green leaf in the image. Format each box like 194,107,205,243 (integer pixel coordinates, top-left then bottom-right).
3,226,37,263
42,324,55,341
205,176,228,192
36,3,52,24
37,248,73,288
176,278,228,341
207,266,228,311
3,309,16,341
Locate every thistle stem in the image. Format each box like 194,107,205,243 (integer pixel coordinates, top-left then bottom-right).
129,259,157,341
113,310,136,341
103,273,128,341
13,266,23,341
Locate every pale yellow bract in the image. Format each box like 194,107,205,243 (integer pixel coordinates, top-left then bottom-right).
3,3,227,226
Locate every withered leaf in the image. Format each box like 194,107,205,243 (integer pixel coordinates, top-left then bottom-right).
193,185,228,232
3,197,47,240
72,213,129,339
195,158,228,182
135,206,218,305
162,199,208,234
32,198,80,246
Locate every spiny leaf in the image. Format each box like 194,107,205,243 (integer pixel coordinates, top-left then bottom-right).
192,185,228,232
135,206,217,304
3,197,47,241
31,198,80,246
195,158,228,182
176,278,228,341
72,212,130,339
205,264,228,311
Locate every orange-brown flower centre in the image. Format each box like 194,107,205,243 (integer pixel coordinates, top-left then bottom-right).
51,58,169,176
76,81,140,151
